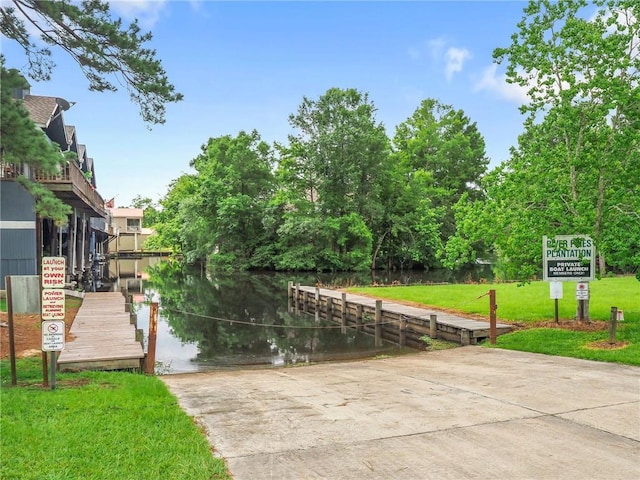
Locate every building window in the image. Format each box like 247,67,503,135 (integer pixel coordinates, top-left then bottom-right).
127,218,141,233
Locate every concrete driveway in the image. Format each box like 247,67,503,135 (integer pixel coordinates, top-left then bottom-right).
162,347,640,479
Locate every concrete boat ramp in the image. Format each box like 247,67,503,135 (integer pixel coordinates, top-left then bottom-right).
162,347,640,480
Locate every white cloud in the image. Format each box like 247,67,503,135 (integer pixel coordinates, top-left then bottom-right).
108,0,168,29
408,37,471,80
445,47,471,80
473,64,530,104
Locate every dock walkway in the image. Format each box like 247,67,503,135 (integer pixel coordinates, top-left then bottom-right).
58,292,144,371
294,286,512,345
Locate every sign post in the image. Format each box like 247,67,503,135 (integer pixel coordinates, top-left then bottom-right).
543,235,595,323
41,257,66,389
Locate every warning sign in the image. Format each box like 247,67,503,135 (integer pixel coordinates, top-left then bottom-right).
42,257,66,288
42,320,65,351
42,289,66,320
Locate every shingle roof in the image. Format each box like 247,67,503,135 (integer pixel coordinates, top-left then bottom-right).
22,95,59,127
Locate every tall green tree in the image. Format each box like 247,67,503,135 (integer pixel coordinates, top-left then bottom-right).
492,0,639,273
1,0,182,124
389,99,488,268
446,0,639,280
0,60,71,224
275,88,390,271
186,130,276,269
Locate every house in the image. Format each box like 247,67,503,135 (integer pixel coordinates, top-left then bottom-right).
107,207,154,255
0,84,109,289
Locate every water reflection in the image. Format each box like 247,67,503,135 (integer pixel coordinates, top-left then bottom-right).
134,261,411,373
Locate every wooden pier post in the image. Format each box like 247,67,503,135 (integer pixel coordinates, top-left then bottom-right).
327,297,333,322
489,289,497,345
430,314,437,339
315,287,320,312
341,293,347,333
375,300,383,347
609,307,618,344
145,302,159,375
399,317,407,347
356,304,363,332
295,283,301,314
287,281,293,312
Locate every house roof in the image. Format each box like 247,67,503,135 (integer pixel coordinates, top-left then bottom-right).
109,208,144,218
22,95,71,127
65,125,77,148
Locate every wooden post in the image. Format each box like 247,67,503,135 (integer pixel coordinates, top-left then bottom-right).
429,314,437,339
341,293,347,333
327,297,333,322
6,276,17,386
375,300,382,347
399,317,407,347
287,281,293,312
356,304,363,332
295,283,301,314
489,289,497,345
145,302,159,374
609,307,618,344
554,298,559,323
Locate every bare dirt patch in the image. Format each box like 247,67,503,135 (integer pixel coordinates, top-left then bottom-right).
0,302,79,359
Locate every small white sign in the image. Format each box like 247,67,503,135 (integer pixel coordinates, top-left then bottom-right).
42,289,65,320
576,282,589,300
549,281,563,299
42,257,66,288
42,320,65,351
617,310,624,322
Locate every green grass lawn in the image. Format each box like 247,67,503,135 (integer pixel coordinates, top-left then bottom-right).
349,276,640,366
0,357,231,480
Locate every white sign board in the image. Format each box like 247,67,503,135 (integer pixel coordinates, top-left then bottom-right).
549,281,563,299
543,235,595,282
42,320,65,351
42,257,66,288
42,289,66,320
576,282,589,300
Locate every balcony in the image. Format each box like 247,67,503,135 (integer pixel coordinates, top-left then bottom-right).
33,161,107,218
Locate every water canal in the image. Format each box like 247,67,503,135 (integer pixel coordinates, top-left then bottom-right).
105,258,490,374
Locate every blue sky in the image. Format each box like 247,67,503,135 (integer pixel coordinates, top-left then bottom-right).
3,0,532,207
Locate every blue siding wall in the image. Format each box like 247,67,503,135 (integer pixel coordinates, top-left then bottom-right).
0,182,37,289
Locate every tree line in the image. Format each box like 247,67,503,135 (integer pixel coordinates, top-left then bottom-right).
3,0,637,281
144,0,639,280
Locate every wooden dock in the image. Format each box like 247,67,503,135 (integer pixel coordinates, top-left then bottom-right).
291,285,513,346
57,292,144,371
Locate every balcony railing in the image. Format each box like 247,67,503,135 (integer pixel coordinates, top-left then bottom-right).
0,160,106,217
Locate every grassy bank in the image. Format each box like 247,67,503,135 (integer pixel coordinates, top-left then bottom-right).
349,276,640,366
0,357,231,480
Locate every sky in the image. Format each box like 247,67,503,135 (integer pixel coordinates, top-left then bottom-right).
2,0,533,208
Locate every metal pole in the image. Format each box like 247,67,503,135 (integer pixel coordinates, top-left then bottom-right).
554,298,559,323
6,276,17,386
49,351,56,390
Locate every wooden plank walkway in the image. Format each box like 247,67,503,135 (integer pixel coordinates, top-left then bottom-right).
295,286,513,345
58,292,144,371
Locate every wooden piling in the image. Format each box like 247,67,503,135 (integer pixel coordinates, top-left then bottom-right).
609,307,618,344
341,293,347,333
145,302,159,375
375,300,383,347
430,314,437,339
356,304,363,331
